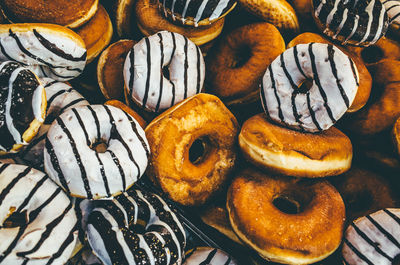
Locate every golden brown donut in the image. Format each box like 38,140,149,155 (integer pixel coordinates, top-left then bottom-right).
105,99,147,128
227,168,345,264
145,93,239,206
97,39,135,100
206,22,285,106
1,0,98,28
287,32,372,113
239,113,353,178
393,116,400,159
74,5,113,64
114,0,137,38
135,0,225,45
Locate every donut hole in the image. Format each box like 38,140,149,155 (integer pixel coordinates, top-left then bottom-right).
189,137,211,165
91,139,108,153
273,188,313,214
3,209,28,228
230,45,252,68
361,46,383,64
345,190,373,214
297,79,313,94
162,65,170,80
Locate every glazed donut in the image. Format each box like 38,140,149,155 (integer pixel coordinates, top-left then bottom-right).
123,31,205,113
159,0,237,27
287,32,372,112
342,208,400,265
86,187,186,265
239,113,353,177
0,24,87,81
0,163,78,264
0,61,46,155
0,0,98,28
19,78,89,168
183,247,238,264
145,93,239,205
312,0,389,46
393,116,400,158
261,43,359,132
227,168,345,264
44,104,150,199
135,0,225,45
330,167,398,222
206,22,285,106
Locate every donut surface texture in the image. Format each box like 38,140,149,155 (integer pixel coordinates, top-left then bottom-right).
86,187,186,265
124,31,205,112
0,163,78,264
227,168,345,264
44,104,150,199
342,208,400,265
183,247,238,265
0,61,46,154
0,24,87,81
312,0,389,46
145,93,238,205
382,0,400,26
260,43,359,132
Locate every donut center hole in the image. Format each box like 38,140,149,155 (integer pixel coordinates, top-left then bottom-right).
345,190,373,213
273,187,313,214
361,46,383,64
297,79,313,94
189,137,211,164
91,139,108,153
231,45,252,68
2,209,28,228
162,65,170,80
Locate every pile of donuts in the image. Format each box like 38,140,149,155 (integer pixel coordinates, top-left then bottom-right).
1,0,400,264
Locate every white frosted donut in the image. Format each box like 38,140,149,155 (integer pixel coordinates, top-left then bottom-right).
123,31,205,112
183,247,238,265
342,208,400,265
382,0,400,26
19,78,89,168
44,104,150,199
0,163,78,264
0,24,87,81
86,188,186,265
260,43,359,132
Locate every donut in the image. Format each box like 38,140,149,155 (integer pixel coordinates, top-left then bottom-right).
226,168,345,264
0,163,78,264
287,32,372,112
19,78,89,168
342,208,400,265
260,43,359,132
86,187,186,265
393,116,400,158
98,40,135,100
330,167,398,222
206,22,285,106
0,23,87,81
135,0,225,45
105,100,147,128
114,0,138,38
123,31,205,113
145,93,239,205
312,0,389,46
74,5,113,64
44,104,150,199
383,0,400,27
0,0,98,28
0,61,46,155
239,113,353,177
159,0,237,27
183,247,238,264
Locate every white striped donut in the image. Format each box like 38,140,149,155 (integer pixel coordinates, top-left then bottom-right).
123,31,205,112
86,188,186,265
0,24,87,81
44,104,150,199
0,61,46,154
19,78,89,168
382,0,400,26
342,208,400,265
183,247,238,265
0,163,78,264
312,0,389,46
260,43,359,132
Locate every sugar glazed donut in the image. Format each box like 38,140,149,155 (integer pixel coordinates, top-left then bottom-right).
44,104,150,199
0,61,46,155
312,0,389,46
124,31,205,112
0,163,78,264
0,24,87,81
227,168,345,264
342,208,400,265
183,247,238,265
86,187,186,265
145,93,239,205
261,43,359,132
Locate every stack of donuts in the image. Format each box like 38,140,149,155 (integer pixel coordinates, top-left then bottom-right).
1,0,400,264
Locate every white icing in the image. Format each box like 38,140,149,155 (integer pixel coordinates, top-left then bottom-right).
382,0,400,25
209,0,231,21
183,247,237,265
